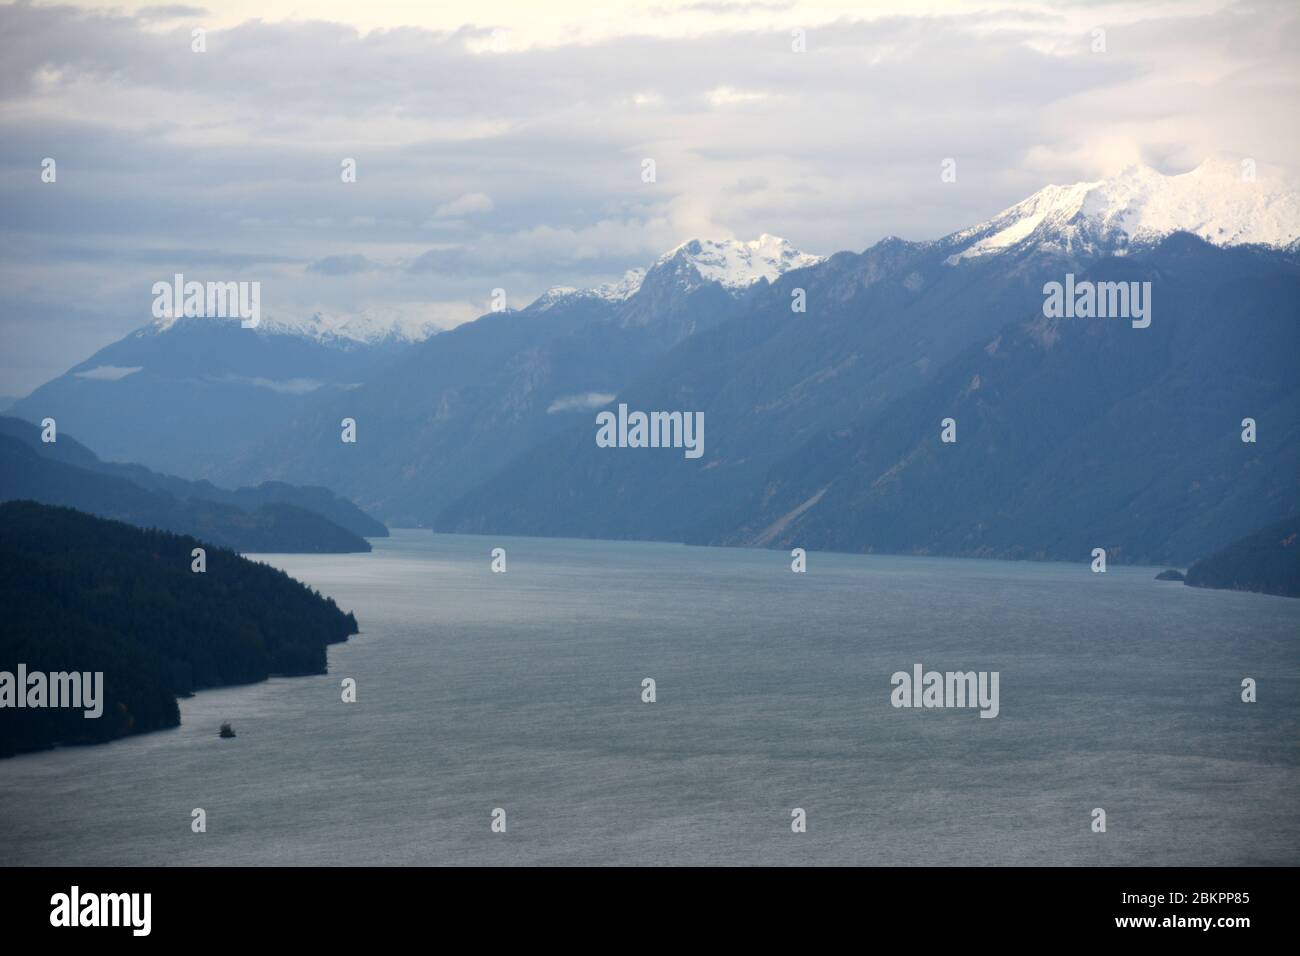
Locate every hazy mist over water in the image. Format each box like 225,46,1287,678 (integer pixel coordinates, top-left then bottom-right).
2,530,1296,866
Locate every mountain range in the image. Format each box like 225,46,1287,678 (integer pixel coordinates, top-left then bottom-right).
9,309,426,479
6,159,1297,565
206,235,821,522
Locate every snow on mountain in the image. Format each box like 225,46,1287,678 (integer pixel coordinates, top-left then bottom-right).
146,306,440,345
945,158,1300,264
529,268,648,312
659,234,824,288
282,307,442,344
596,268,649,301
529,235,822,311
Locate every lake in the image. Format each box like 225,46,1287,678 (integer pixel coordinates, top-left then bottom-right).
2,530,1296,865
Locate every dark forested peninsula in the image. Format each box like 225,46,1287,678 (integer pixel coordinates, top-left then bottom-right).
1185,515,1300,598
0,501,359,757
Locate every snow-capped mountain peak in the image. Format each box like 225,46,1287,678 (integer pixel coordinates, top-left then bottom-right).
526,236,821,312
659,234,824,288
945,159,1300,264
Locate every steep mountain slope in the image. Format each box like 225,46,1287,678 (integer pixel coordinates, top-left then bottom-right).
214,237,820,525
9,314,422,480
709,236,1299,564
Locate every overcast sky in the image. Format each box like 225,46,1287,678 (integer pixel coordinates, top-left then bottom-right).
1,0,1297,393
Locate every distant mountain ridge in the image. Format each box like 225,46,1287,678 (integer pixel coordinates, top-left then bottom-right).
0,416,385,539
9,314,415,479
0,418,377,553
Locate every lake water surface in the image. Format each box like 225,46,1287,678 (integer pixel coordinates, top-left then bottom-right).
2,530,1297,865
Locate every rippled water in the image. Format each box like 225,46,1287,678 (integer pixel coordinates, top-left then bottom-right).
2,530,1296,866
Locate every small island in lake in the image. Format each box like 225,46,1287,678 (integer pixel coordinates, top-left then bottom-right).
1155,569,1185,582
219,723,236,739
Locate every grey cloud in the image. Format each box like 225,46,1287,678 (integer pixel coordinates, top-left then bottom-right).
136,5,209,20
434,193,494,218
308,254,378,276
207,373,325,394
547,392,617,414
73,364,143,381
